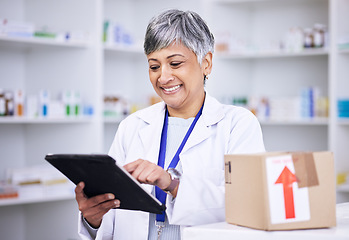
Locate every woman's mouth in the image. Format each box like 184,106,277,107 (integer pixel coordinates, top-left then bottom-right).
161,84,182,93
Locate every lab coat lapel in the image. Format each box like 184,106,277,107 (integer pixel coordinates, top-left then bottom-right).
181,94,224,154
138,102,166,165
137,103,165,194
181,118,211,154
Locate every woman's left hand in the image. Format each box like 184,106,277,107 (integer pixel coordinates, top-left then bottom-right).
124,159,171,190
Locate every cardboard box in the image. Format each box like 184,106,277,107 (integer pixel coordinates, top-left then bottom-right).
224,151,336,230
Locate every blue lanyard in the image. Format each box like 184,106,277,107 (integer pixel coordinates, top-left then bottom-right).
155,103,204,222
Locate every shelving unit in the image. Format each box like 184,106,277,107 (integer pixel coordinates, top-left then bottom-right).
330,0,349,203
0,0,348,239
205,0,348,201
0,0,102,239
205,0,331,155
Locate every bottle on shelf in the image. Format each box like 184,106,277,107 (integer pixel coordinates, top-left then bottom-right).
4,91,14,116
0,89,5,116
39,90,49,117
313,24,325,48
303,28,314,48
14,89,24,117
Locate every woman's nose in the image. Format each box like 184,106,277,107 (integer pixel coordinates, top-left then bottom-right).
158,66,174,83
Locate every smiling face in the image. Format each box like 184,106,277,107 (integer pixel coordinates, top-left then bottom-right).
147,43,212,118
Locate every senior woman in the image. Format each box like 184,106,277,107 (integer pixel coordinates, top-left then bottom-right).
75,9,265,240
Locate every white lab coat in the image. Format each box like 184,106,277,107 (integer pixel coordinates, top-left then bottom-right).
78,94,265,240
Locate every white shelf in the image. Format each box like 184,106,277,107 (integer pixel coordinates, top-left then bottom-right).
338,48,349,54
337,184,349,193
0,116,94,124
337,118,349,126
104,44,144,54
259,118,329,126
0,193,75,207
0,182,75,207
0,192,75,207
104,117,124,124
215,48,329,60
0,36,91,50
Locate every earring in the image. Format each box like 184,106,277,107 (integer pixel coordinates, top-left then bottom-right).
204,74,209,80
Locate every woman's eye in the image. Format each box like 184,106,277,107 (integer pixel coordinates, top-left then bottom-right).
171,62,182,67
149,65,160,70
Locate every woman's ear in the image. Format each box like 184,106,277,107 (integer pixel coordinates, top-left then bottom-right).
202,52,213,76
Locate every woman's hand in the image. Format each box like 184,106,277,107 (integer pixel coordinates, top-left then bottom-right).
124,159,172,191
75,182,120,228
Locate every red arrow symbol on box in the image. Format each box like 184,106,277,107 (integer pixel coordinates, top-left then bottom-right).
275,166,298,219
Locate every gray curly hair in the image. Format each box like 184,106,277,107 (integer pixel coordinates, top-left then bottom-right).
144,9,215,65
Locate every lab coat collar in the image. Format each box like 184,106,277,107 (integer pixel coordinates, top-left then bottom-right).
201,93,225,126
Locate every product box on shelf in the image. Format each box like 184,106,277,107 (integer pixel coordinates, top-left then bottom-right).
224,151,336,231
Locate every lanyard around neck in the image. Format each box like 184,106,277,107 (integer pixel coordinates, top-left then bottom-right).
155,103,204,222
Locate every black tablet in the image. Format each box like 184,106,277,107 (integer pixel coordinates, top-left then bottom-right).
45,154,166,214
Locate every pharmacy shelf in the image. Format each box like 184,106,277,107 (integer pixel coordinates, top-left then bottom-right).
0,36,91,50
0,116,94,124
337,119,349,126
337,184,349,193
0,192,74,207
215,48,329,60
338,48,349,54
0,182,75,207
259,118,329,126
104,117,124,124
104,44,144,54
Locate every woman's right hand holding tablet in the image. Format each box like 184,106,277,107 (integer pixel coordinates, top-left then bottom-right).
75,181,120,228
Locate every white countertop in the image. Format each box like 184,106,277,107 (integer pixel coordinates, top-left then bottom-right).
183,203,349,240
